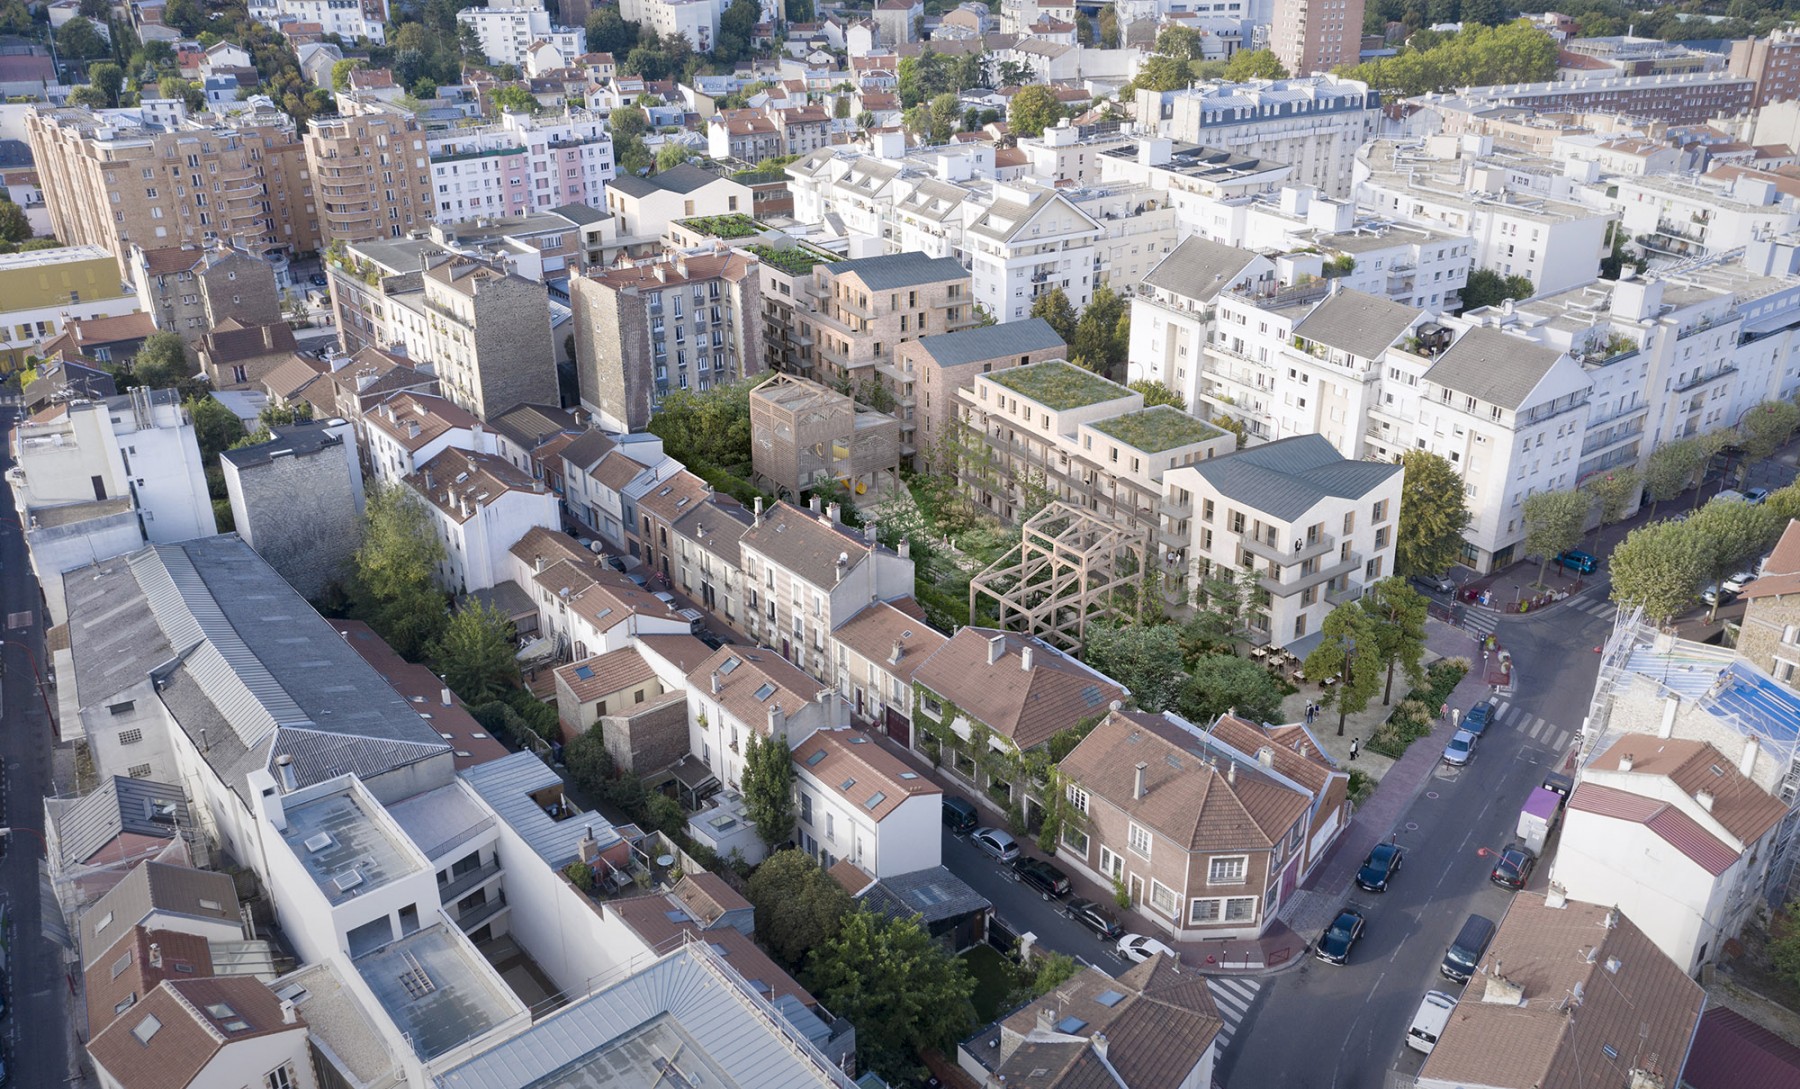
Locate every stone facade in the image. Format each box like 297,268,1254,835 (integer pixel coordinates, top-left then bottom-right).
220,421,366,600
598,700,690,774
131,243,283,345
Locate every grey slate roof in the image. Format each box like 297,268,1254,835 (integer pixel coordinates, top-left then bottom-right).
862,866,990,924
910,317,1064,367
1190,434,1402,522
486,402,579,450
1423,325,1570,410
1142,235,1262,299
1292,288,1419,360
559,428,617,471
459,750,622,869
549,201,610,224
47,776,188,869
218,421,343,469
822,251,968,292
609,162,721,198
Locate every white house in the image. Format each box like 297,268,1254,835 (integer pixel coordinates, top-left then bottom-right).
793,728,940,878
89,977,319,1089
404,447,558,595
362,392,494,487
456,5,583,69
685,645,847,796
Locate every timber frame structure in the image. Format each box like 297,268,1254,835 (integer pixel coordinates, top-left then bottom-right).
968,502,1150,653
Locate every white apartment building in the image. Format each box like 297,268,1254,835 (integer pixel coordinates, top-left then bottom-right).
405,447,559,594
249,0,387,43
685,644,845,795
1143,75,1380,199
634,0,720,51
1168,435,1402,648
966,184,1104,323
1128,236,1275,412
427,110,616,221
1095,139,1294,244
456,2,584,69
362,392,493,487
1607,171,1800,262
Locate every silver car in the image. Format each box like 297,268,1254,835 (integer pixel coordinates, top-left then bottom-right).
970,827,1020,863
1442,729,1477,767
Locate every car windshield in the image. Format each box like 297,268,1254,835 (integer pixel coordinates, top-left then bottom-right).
1328,916,1356,938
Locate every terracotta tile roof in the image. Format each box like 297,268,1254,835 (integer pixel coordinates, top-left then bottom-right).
555,648,657,702
830,600,947,683
637,469,713,525
1419,895,1703,1089
1206,714,1338,796
510,524,599,573
912,628,1125,751
88,976,303,1089
259,353,328,402
740,501,875,591
334,619,508,769
135,245,207,277
604,896,810,1006
828,858,876,895
793,729,940,820
1683,1005,1800,1089
66,312,158,347
1588,735,1786,846
404,448,543,525
365,392,479,452
1569,782,1737,875
669,872,749,925
79,863,240,967
1741,519,1800,599
84,927,215,1035
1060,709,1311,850
992,959,1221,1089
687,646,827,733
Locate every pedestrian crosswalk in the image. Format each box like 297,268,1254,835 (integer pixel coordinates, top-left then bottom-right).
1208,976,1262,1053
1489,700,1577,751
1568,597,1617,622
1462,608,1499,639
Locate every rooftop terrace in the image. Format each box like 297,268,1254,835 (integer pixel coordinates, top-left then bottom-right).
352,924,525,1062
1090,406,1224,453
986,359,1128,411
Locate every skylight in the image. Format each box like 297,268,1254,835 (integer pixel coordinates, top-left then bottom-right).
720,657,742,674
806,749,828,766
1095,990,1126,1007
864,792,886,809
132,1013,162,1045
753,682,777,701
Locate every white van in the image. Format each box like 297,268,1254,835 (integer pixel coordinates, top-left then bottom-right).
1406,990,1457,1054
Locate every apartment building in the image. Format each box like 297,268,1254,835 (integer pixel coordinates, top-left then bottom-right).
425,109,615,221
570,249,765,432
362,391,489,486
26,99,319,275
1606,171,1798,261
1412,70,1757,129
603,163,753,251
810,252,974,382
793,727,941,877
1146,76,1380,199
404,446,558,593
457,1,584,68
1271,0,1364,76
249,0,388,43
620,0,721,50
1096,139,1295,245
1168,435,1402,647
1127,236,1276,413
303,108,433,244
830,599,947,746
129,241,281,345
890,316,1066,467
1730,29,1800,108
0,244,139,370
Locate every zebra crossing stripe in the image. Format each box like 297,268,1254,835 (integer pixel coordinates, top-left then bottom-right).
1527,717,1545,738
1545,729,1568,749
1495,701,1511,720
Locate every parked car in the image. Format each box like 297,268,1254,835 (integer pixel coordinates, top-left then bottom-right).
605,555,629,573
971,827,1020,863
308,272,329,286
1441,729,1478,767
653,590,678,607
1701,584,1737,607
1411,573,1456,594
1315,908,1366,965
1490,843,1536,890
1406,991,1458,1055
1746,487,1772,505
626,572,649,588
1723,570,1758,594
1014,857,1073,899
942,795,978,834
1356,841,1405,893
1554,549,1598,574
1063,898,1123,940
1461,701,1493,737
1117,933,1178,964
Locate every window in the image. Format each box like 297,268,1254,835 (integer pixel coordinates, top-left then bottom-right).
108,700,136,715
265,1064,299,1089
1224,896,1257,922
1065,783,1089,814
1062,825,1089,856
1127,822,1152,859
1208,856,1248,885
1190,898,1222,924
119,728,144,746
128,764,153,778
1149,879,1178,916
1098,845,1124,880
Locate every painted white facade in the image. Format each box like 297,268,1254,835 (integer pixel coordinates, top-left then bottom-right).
249,0,388,43
456,6,584,69
793,737,941,878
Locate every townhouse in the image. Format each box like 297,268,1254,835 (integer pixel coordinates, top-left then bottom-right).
791,728,940,877
636,469,755,632
403,447,559,594
362,391,490,487
1736,518,1800,685
129,241,281,346
685,644,844,796
829,598,948,746
602,163,754,252
506,526,694,660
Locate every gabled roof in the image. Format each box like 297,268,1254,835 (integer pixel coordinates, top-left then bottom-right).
364,391,478,452
89,976,302,1089
792,729,939,820
1423,325,1570,410
1586,734,1787,847
1292,288,1419,360
1740,518,1800,600
906,317,1064,368
559,427,618,471
556,648,657,702
1185,434,1401,522
603,896,811,1008
1683,1006,1800,1089
669,872,750,927
912,628,1124,751
486,402,579,450
47,775,189,869
740,501,874,591
1141,235,1263,299
820,251,968,291
830,600,947,683
197,319,298,364
1060,710,1311,850
84,925,215,1034
687,646,827,732
78,863,240,968
1205,714,1339,796
1569,781,1738,874
404,447,543,525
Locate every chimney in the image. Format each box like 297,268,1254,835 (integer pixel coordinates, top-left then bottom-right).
1619,753,1635,773
277,753,298,793
1020,645,1033,671
826,501,842,524
1659,694,1679,738
768,703,786,740
810,495,823,514
1037,1006,1056,1033
1227,761,1237,786
1741,734,1760,778
1092,1034,1108,1059
987,634,1005,665
1134,761,1148,800
1257,745,1275,767
754,495,763,524
149,942,163,968
441,686,452,707
578,824,601,863
280,999,297,1025
898,538,910,560
424,467,434,491
836,551,849,578
1696,789,1715,812
864,521,877,544
711,669,722,694
889,641,903,665
1482,971,1525,1006
1545,881,1567,909
535,554,545,573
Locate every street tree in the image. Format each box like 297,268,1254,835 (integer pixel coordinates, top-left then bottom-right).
1689,499,1782,621
1128,380,1185,408
1395,449,1470,576
1359,577,1428,705
1178,654,1285,725
745,848,852,967
352,483,448,658
87,62,123,107
805,910,977,1082
1008,83,1062,138
741,730,796,849
1069,286,1128,377
1029,287,1078,342
1522,488,1590,585
1581,468,1640,545
1302,602,1381,736
1224,48,1288,80
1609,521,1708,627
1083,621,1187,712
430,601,519,703
0,198,35,244
1741,400,1800,485
1642,438,1707,516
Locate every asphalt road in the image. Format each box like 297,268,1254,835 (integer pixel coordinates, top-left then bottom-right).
0,398,79,1088
939,826,1135,976
1216,584,1617,1088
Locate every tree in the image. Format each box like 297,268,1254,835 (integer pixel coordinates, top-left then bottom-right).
785,0,813,22
1129,380,1185,408
56,16,109,59
746,849,853,967
430,601,519,703
161,0,204,34
78,0,109,18
1212,413,1249,449
655,140,690,172
1689,499,1782,622
609,104,648,139
1581,468,1639,545
1178,654,1286,725
1154,25,1203,60
1029,287,1078,342
1083,622,1187,712
1522,489,1590,585
1008,83,1061,138
1642,438,1707,516
352,483,448,658
563,726,616,798
0,0,30,35
741,730,796,849
1133,53,1193,92
330,57,363,91
1344,19,1556,96
1224,48,1288,80
805,909,977,1082
586,7,639,54
645,376,765,471
67,84,110,108
1458,267,1534,312
1395,449,1470,576
1359,577,1428,705
0,198,30,245
87,61,123,107
489,84,538,114
1609,521,1707,627
158,74,204,110
131,330,193,389
1303,602,1380,736
187,397,248,462
1098,5,1119,46
1740,400,1800,485
1070,285,1128,377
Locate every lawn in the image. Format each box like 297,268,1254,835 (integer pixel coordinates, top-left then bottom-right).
959,944,1020,1023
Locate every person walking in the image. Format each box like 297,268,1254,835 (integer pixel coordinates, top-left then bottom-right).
1350,737,1360,761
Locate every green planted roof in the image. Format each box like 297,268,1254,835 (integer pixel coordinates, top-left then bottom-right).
745,243,827,275
1090,406,1225,453
986,360,1126,411
677,213,762,239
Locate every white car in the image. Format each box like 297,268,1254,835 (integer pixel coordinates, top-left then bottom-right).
1116,933,1178,964
1723,570,1758,594
1406,991,1458,1054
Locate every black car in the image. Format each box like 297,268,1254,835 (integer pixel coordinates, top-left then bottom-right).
1063,898,1123,940
1014,857,1072,899
309,272,329,286
1355,842,1404,893
1315,908,1365,964
1490,843,1536,890
605,555,629,573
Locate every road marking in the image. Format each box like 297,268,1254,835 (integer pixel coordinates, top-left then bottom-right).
1495,700,1512,720
1526,717,1545,739
1208,977,1262,1052
1545,728,1568,749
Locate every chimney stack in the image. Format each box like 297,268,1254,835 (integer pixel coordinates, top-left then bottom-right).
711,669,722,694
1134,761,1147,800
987,634,1005,665
889,641,903,665
1659,694,1679,738
864,521,877,544
768,703,786,740
535,554,544,573
1227,761,1237,786
899,538,910,560
1037,1007,1056,1033
280,999,297,1025
827,501,841,524
1092,1034,1107,1060
1696,789,1715,812
1257,746,1275,767
1741,734,1760,778
441,686,452,706
1619,752,1635,773
754,495,763,524
277,753,298,793
149,942,163,968
1021,645,1033,671
810,495,823,514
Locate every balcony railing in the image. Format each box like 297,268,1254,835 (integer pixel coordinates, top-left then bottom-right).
439,858,502,904
1240,528,1336,566
455,891,507,932
1258,552,1361,596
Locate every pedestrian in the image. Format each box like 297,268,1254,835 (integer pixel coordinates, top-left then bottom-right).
1350,737,1360,761
1439,702,1448,721
1451,708,1460,728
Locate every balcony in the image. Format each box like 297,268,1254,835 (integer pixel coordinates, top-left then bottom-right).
439,859,502,904
1580,421,1644,457
1672,365,1737,394
455,890,507,933
1240,528,1336,566
1259,551,1360,596
1325,579,1364,605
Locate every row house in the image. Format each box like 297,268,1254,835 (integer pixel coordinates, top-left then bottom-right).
362,391,490,486
558,429,676,551
685,645,842,796
1738,519,1800,686
506,527,694,659
791,728,940,877
828,598,947,748
403,446,559,594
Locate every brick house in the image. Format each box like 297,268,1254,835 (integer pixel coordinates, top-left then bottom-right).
1736,518,1800,687
1056,709,1314,941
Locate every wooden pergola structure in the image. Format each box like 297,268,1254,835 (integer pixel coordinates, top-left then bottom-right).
969,502,1149,653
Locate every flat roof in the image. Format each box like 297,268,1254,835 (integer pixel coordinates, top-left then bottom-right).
985,359,1129,411
279,784,423,906
352,924,524,1061
1089,406,1223,453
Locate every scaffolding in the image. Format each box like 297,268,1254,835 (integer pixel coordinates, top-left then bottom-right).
748,373,902,501
968,503,1150,653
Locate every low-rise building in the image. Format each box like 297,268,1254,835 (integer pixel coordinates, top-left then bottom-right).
1737,518,1800,686
829,598,947,747
685,644,846,796
792,727,940,876
196,319,299,390
0,244,140,371
362,391,490,486
748,373,902,498
603,163,753,251
404,447,558,594
89,976,317,1089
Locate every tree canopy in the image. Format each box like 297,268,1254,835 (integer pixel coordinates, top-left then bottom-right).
1069,286,1129,379
1083,622,1187,713
1359,577,1428,704
1343,20,1557,98
1609,521,1707,627
1458,268,1536,312
1008,84,1061,139
1029,287,1078,342
1224,48,1288,80
745,849,852,967
1395,449,1470,576
430,601,519,704
1179,654,1286,725
351,483,448,658
1128,380,1186,408
741,730,796,849
1521,489,1590,585
1304,602,1380,736
1642,438,1707,515
131,331,194,390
